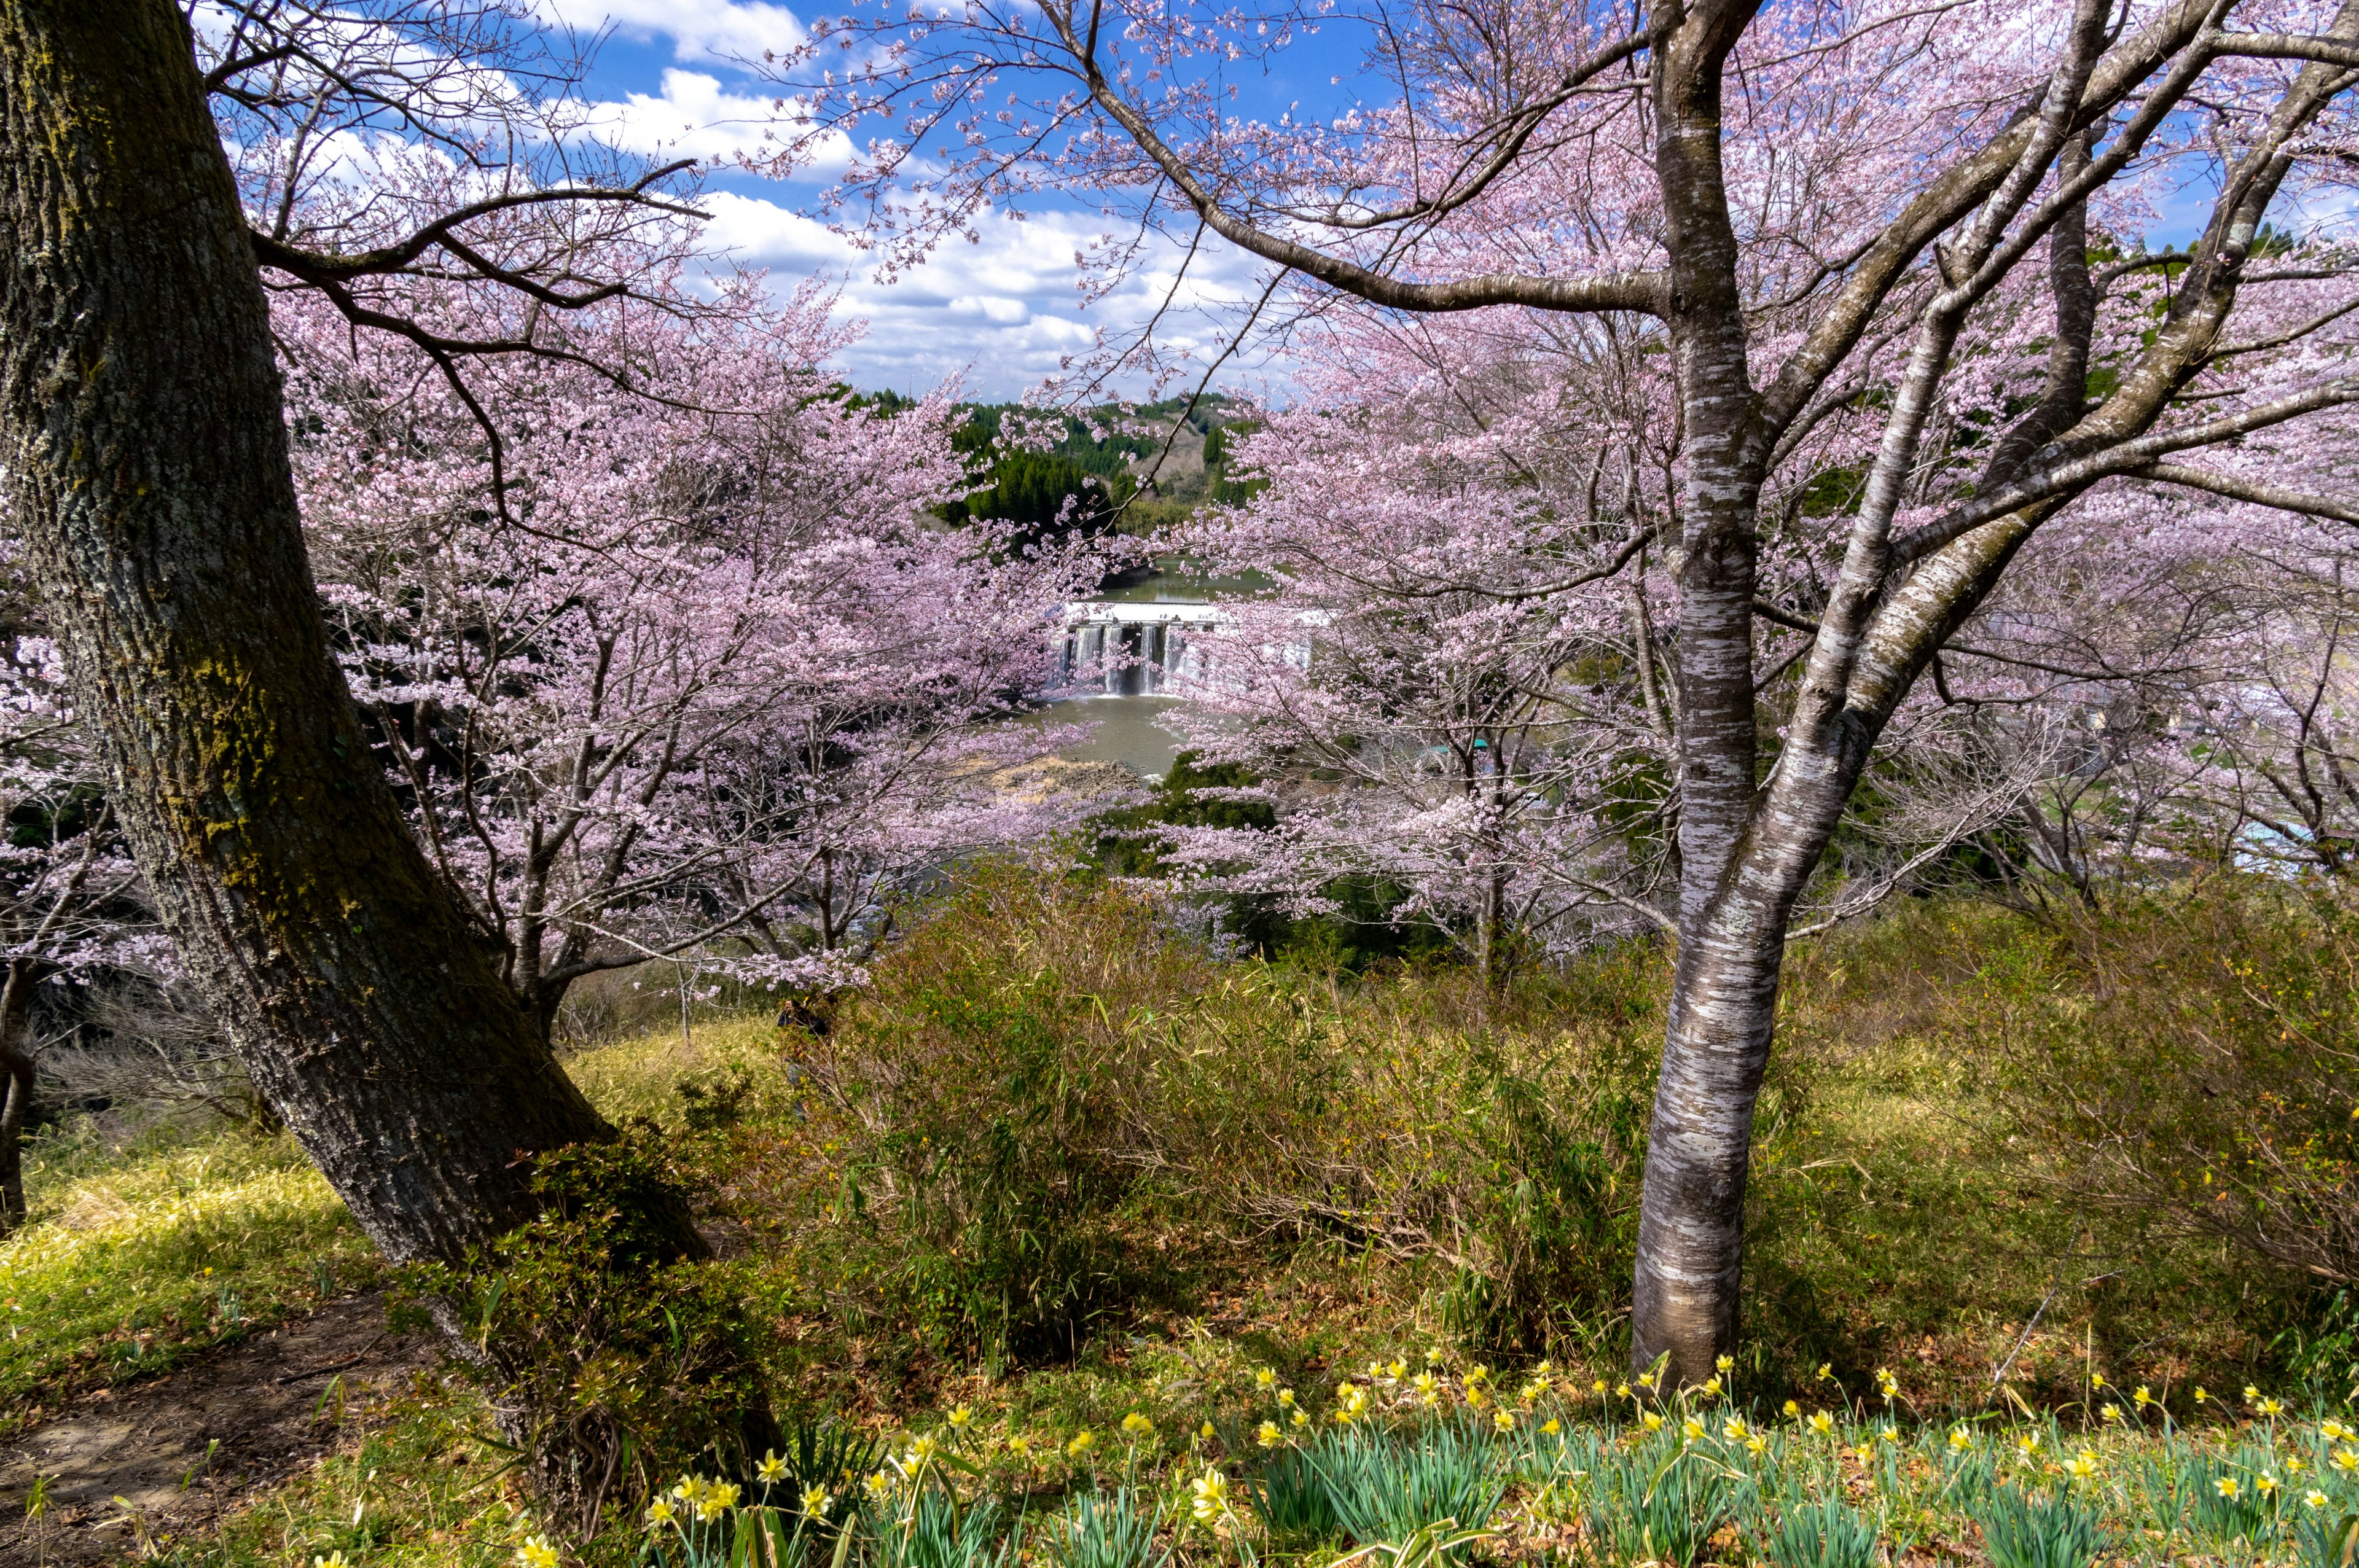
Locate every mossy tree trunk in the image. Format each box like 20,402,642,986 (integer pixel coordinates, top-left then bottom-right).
0,0,746,1504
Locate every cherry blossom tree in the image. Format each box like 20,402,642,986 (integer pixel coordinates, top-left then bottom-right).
775,0,2359,1376
282,276,1104,1040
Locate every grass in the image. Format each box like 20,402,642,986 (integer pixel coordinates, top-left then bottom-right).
10,868,2357,1563
0,1120,381,1438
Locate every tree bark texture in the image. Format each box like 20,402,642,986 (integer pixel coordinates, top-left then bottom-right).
0,0,627,1269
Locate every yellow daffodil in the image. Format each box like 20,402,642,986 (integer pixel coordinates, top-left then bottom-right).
1702,1376,1723,1397
2246,1385,2263,1403
1949,1429,1974,1453
1616,1383,1632,1400
1291,1409,1309,1429
948,1406,972,1430
1277,1388,1296,1408
2101,1404,2122,1424
757,1452,789,1484
2134,1385,2155,1408
2017,1433,2041,1456
2333,1448,2359,1474
1257,1421,1282,1448
1816,1363,1833,1382
864,1470,893,1502
2067,1451,2099,1479
2216,1476,2242,1500
1593,1378,1608,1394
2324,1419,2355,1443
1809,1411,1836,1436
2309,1491,2333,1510
1683,1417,1707,1441
1724,1417,1750,1440
2258,1474,2282,1497
1879,1425,1899,1444
1747,1435,1768,1456
1256,1368,1277,1389
802,1486,834,1517
2259,1398,2287,1418
1192,1469,1229,1523
1200,1421,1216,1440
908,1436,939,1465
1122,1413,1154,1437
1783,1399,1801,1418
1643,1411,1666,1432
645,1498,677,1528
1716,1354,1735,1374
708,1482,741,1511
516,1536,561,1568
1542,1418,1561,1435
1010,1437,1031,1459
1495,1409,1516,1432
2091,1373,2107,1389
1388,1360,1407,1380
1068,1430,1097,1457
2194,1386,2210,1404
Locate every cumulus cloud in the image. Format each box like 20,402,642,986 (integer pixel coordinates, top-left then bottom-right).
581,69,847,164
698,191,1270,397
541,0,808,64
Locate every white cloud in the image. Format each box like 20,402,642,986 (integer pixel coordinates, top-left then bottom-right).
582,69,823,162
698,191,1271,397
541,0,808,64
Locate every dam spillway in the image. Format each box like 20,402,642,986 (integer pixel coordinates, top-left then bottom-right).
1057,600,1224,695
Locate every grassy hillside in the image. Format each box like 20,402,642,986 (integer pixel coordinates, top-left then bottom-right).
8,867,2353,1562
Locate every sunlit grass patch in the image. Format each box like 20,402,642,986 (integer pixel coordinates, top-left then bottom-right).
0,1128,377,1435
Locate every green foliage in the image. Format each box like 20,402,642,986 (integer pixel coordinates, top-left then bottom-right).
1313,1419,1504,1547
1758,1487,1878,1568
1970,886,2359,1298
1971,1484,2105,1568
1582,1436,1743,1568
1047,1488,1172,1568
398,1128,778,1504
1245,1441,1340,1545
2295,1503,2359,1568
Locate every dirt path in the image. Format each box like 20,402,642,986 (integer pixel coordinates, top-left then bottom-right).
0,1294,435,1567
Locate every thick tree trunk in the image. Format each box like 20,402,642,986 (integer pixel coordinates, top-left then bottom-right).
0,959,32,1234
0,0,616,1266
0,0,749,1510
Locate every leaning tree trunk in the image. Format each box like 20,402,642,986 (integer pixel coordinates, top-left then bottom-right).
0,0,751,1511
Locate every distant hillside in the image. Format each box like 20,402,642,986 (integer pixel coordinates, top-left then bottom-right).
921,394,1261,536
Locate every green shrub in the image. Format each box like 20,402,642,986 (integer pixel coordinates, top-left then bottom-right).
1978,886,2359,1290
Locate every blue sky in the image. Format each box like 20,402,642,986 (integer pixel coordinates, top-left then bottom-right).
542,0,1311,400
539,2,2250,401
